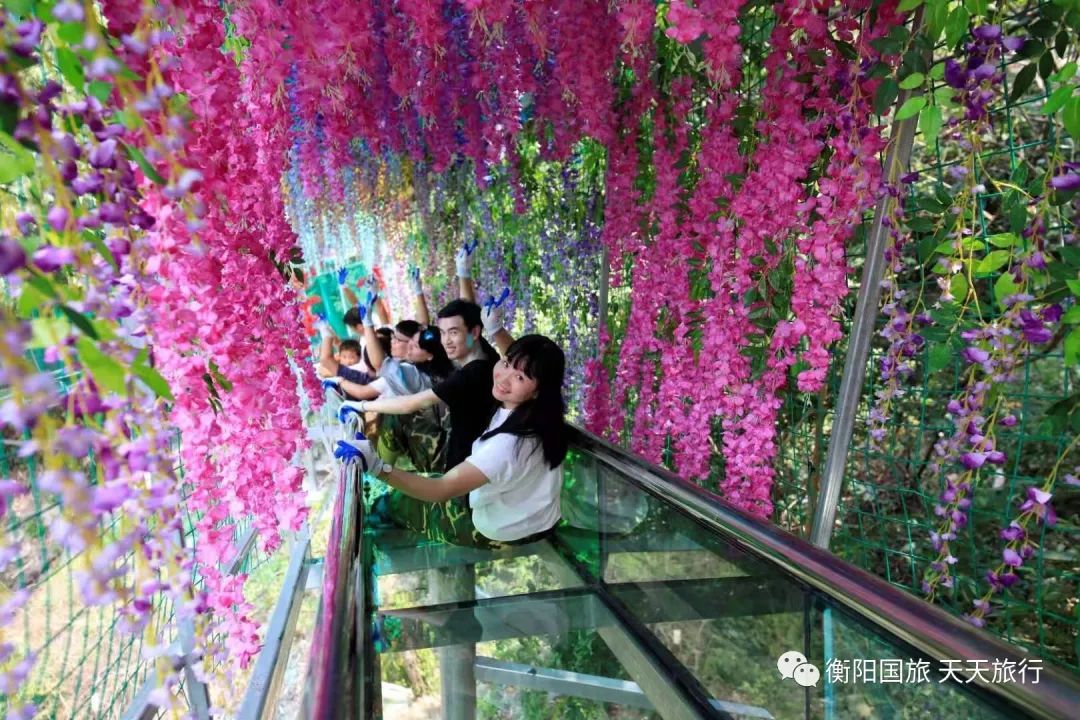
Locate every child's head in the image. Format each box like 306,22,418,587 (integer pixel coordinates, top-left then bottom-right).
337,339,361,367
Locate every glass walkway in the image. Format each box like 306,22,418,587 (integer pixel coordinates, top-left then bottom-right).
297,426,1078,720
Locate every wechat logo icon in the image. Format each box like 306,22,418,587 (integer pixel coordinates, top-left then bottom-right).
777,650,821,688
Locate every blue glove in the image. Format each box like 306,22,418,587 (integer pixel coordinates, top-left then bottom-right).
333,432,384,474
359,290,377,328
337,267,349,285
339,400,367,422
408,265,423,296
483,287,510,334
455,240,477,279
321,378,342,392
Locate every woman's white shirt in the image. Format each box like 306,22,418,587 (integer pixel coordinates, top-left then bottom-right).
466,408,562,541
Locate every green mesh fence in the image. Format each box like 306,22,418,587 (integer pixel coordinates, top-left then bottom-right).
0,393,281,718
770,10,1079,674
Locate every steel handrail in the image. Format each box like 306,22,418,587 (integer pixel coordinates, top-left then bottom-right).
568,424,1080,720
302,412,363,720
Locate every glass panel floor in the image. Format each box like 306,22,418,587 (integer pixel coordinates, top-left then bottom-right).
359,521,1012,720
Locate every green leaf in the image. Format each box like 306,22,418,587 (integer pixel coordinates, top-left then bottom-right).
1029,18,1059,39
74,341,125,397
1042,86,1074,115
30,317,72,349
929,61,946,80
895,94,927,120
934,86,957,107
86,232,118,272
88,81,113,103
926,0,950,42
899,72,925,89
964,0,987,14
874,78,899,116
950,273,969,300
56,47,85,90
987,232,1020,248
58,304,99,339
56,22,85,45
1039,50,1057,81
1065,328,1080,367
131,363,174,402
1057,29,1071,58
1062,96,1080,138
1050,61,1077,84
977,250,1012,274
121,142,166,185
995,272,1020,307
944,7,971,48
928,345,953,372
919,104,942,148
76,337,127,395
1063,305,1080,324
0,130,35,184
1067,279,1080,297
1009,63,1038,103
1018,39,1045,60
898,0,924,11
17,282,49,317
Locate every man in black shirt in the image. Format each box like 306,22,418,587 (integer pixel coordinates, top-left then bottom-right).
348,299,498,470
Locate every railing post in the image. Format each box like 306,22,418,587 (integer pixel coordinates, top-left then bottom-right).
433,565,477,720
809,18,926,550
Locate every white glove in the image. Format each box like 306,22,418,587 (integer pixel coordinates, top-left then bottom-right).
408,265,423,296
482,301,506,335
455,241,476,279
315,320,332,340
333,434,384,475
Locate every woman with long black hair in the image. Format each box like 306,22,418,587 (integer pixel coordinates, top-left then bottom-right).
342,334,569,547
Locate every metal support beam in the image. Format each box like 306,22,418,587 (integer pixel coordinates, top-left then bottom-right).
236,526,312,720
432,565,477,720
809,41,925,550
474,656,774,719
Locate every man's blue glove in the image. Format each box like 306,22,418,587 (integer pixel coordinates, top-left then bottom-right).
337,267,349,286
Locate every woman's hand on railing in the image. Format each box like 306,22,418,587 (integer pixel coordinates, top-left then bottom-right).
338,400,368,423
333,432,384,474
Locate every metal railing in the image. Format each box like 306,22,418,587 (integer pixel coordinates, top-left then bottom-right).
568,426,1080,720
300,411,363,720
298,422,1080,720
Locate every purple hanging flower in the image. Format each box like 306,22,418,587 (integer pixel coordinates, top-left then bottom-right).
1049,172,1080,192
32,245,76,272
1018,487,1056,526
1002,548,1023,567
0,239,27,276
962,346,989,364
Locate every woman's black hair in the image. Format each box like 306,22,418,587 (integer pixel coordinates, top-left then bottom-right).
480,334,568,469
413,325,454,383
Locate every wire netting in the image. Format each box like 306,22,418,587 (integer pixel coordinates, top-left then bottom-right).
770,8,1078,673
0,392,281,719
